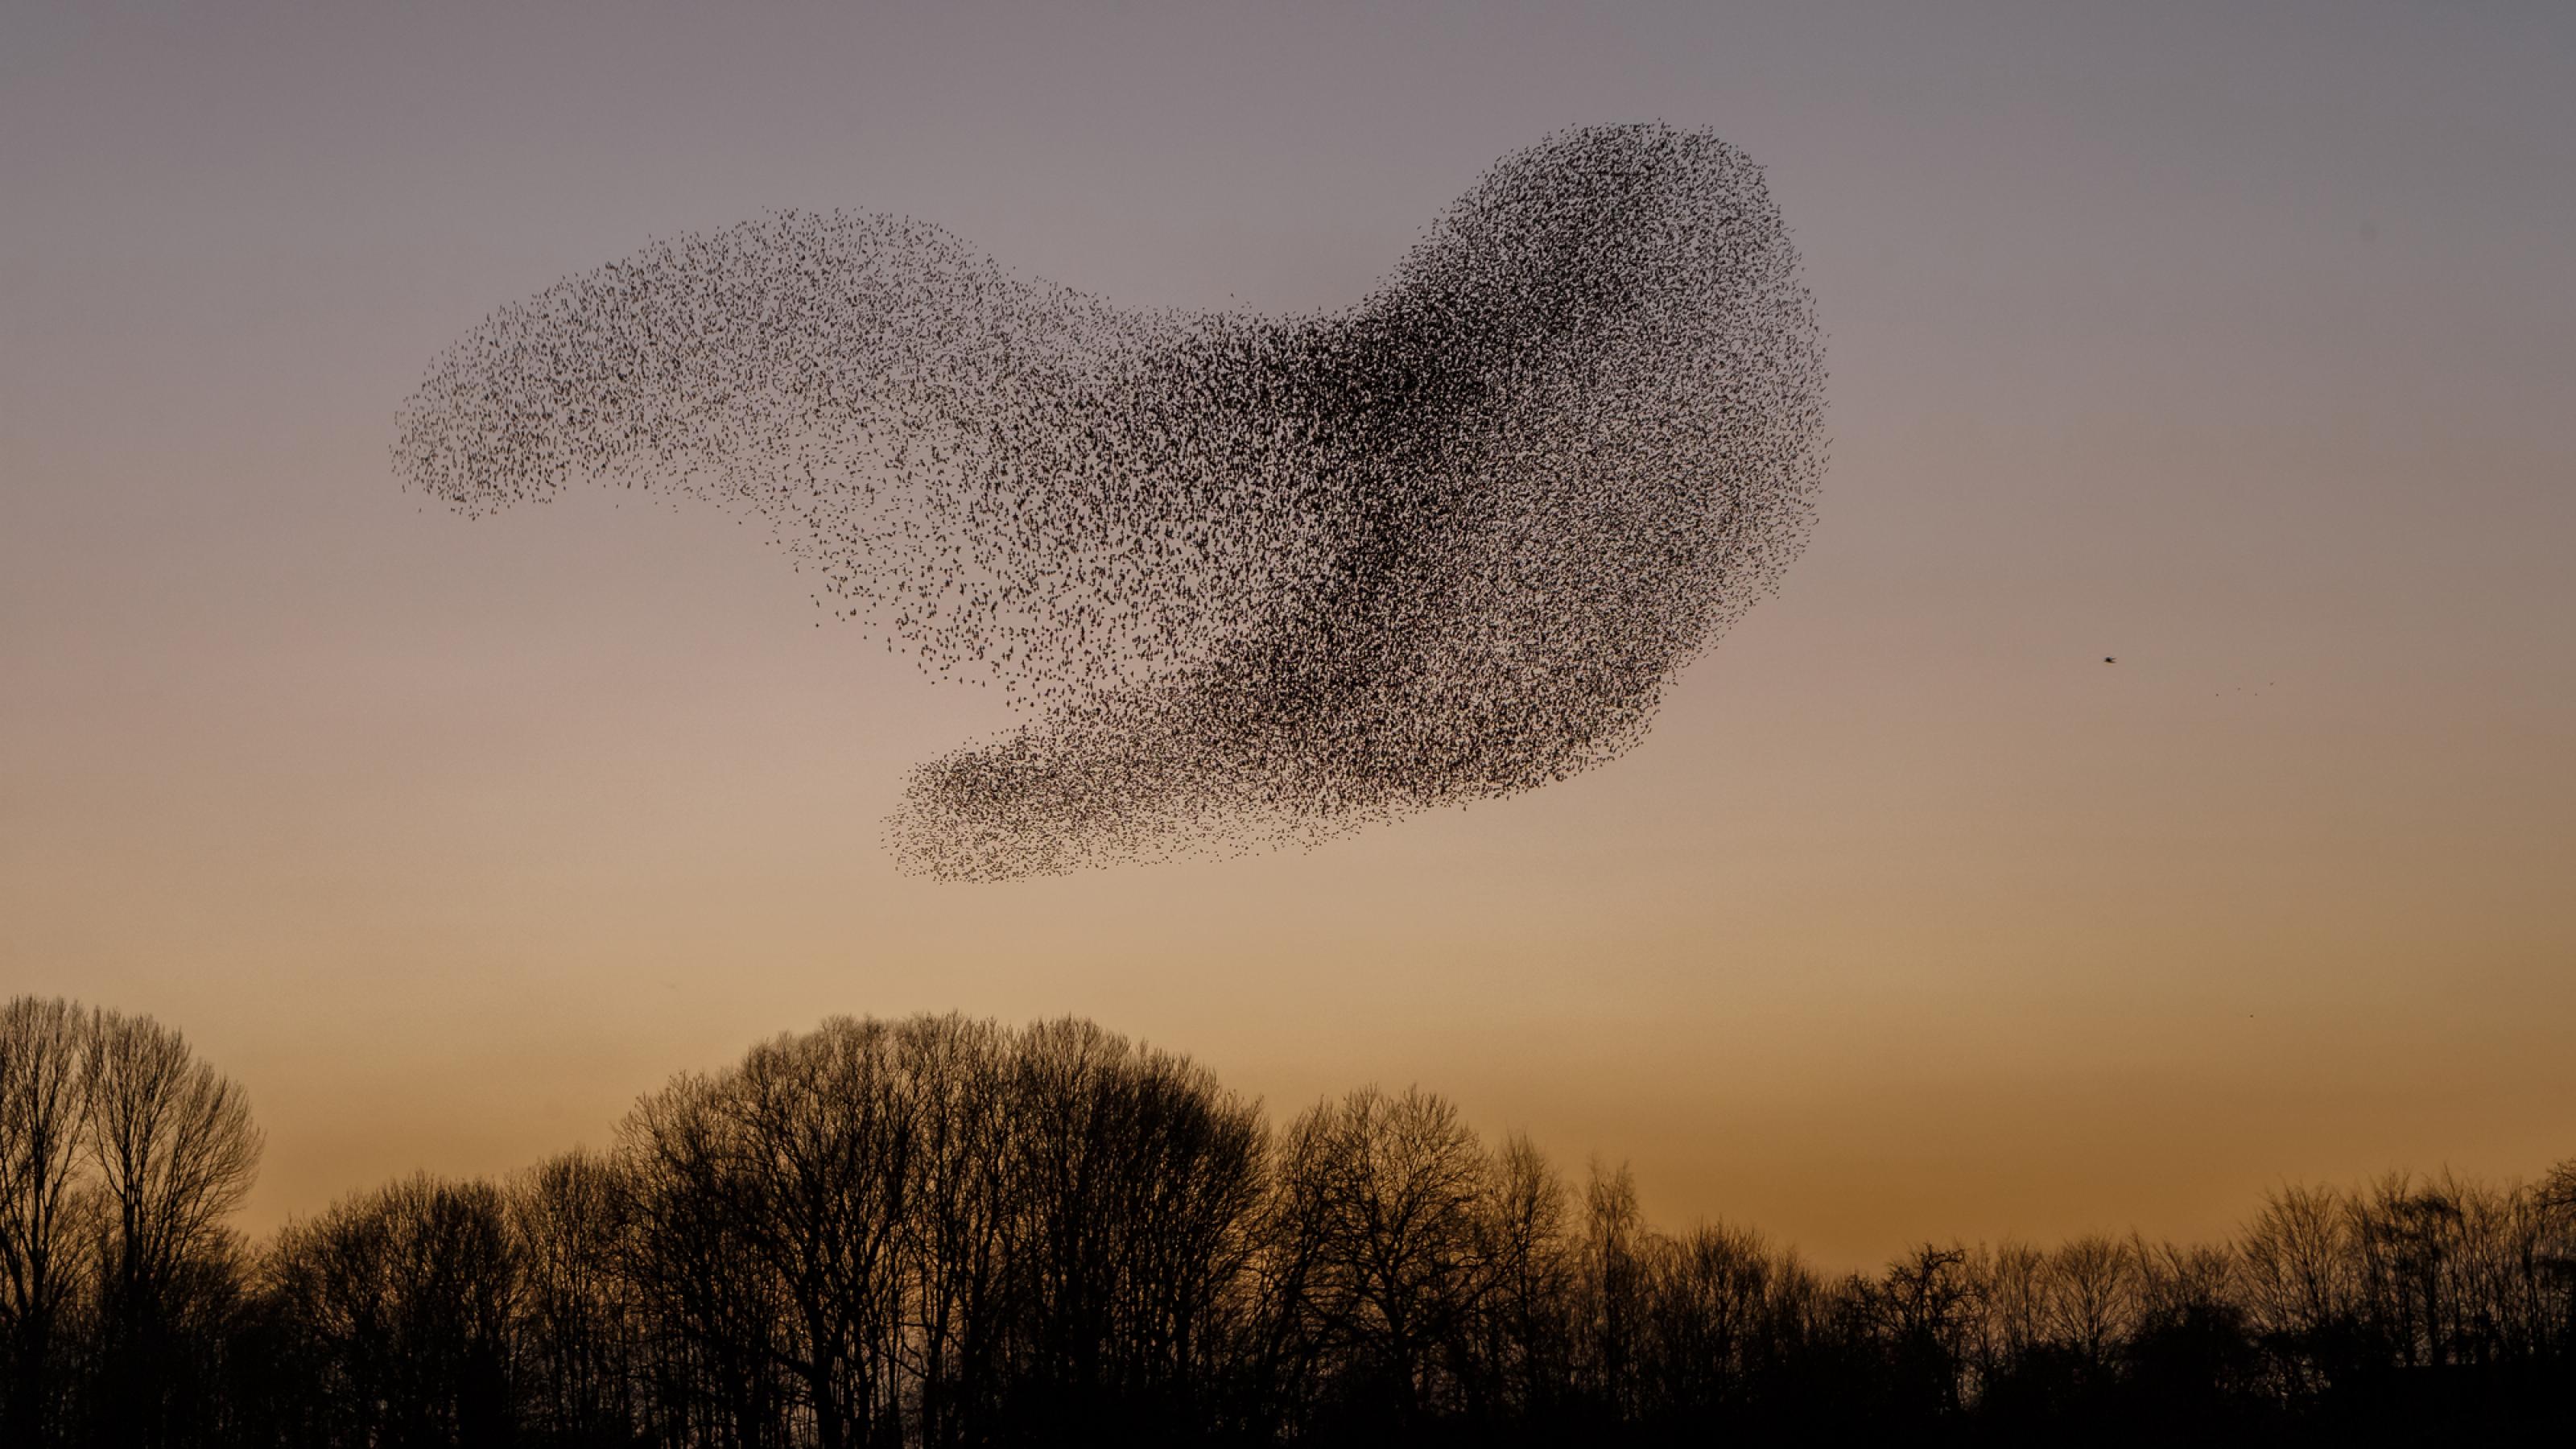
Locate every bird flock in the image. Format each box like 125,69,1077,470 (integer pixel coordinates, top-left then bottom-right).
393,125,1827,880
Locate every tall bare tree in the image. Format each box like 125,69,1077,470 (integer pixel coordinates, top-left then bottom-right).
620,1069,791,1449
892,1014,1012,1449
1463,1132,1571,1419
76,1007,259,1447
85,1009,261,1313
511,1149,640,1446
1273,1085,1498,1426
0,998,94,1443
1573,1158,1651,1418
266,1174,522,1447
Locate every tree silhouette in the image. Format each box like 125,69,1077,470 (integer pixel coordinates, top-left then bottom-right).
6,993,2574,1446
266,1174,521,1447
0,997,93,1444
84,1008,263,1447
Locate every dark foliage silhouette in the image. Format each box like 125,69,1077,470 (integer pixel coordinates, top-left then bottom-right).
5,993,2570,1446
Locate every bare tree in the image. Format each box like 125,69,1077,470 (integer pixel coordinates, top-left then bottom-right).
1639,1219,1821,1423
985,1018,1264,1438
1274,1085,1498,1426
2538,1159,2576,1356
891,1014,1012,1449
619,1071,791,1449
267,1174,522,1447
2041,1233,2137,1374
72,1007,259,1447
511,1149,641,1446
2239,1180,2357,1396
1967,1240,2048,1385
1571,1157,1657,1421
2351,1171,2470,1370
619,1020,919,1449
1866,1243,1978,1418
733,1018,916,1449
1464,1132,1571,1418
84,1009,261,1313
0,998,94,1443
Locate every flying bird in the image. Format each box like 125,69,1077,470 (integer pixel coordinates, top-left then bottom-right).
394,124,1827,879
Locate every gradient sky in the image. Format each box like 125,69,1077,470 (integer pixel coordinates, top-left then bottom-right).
4,0,2571,1270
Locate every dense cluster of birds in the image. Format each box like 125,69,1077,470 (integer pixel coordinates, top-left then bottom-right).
394,125,1827,879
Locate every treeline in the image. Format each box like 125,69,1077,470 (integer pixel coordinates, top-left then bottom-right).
3,996,2573,1446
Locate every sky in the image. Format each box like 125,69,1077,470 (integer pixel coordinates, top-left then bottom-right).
3,0,2571,1270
